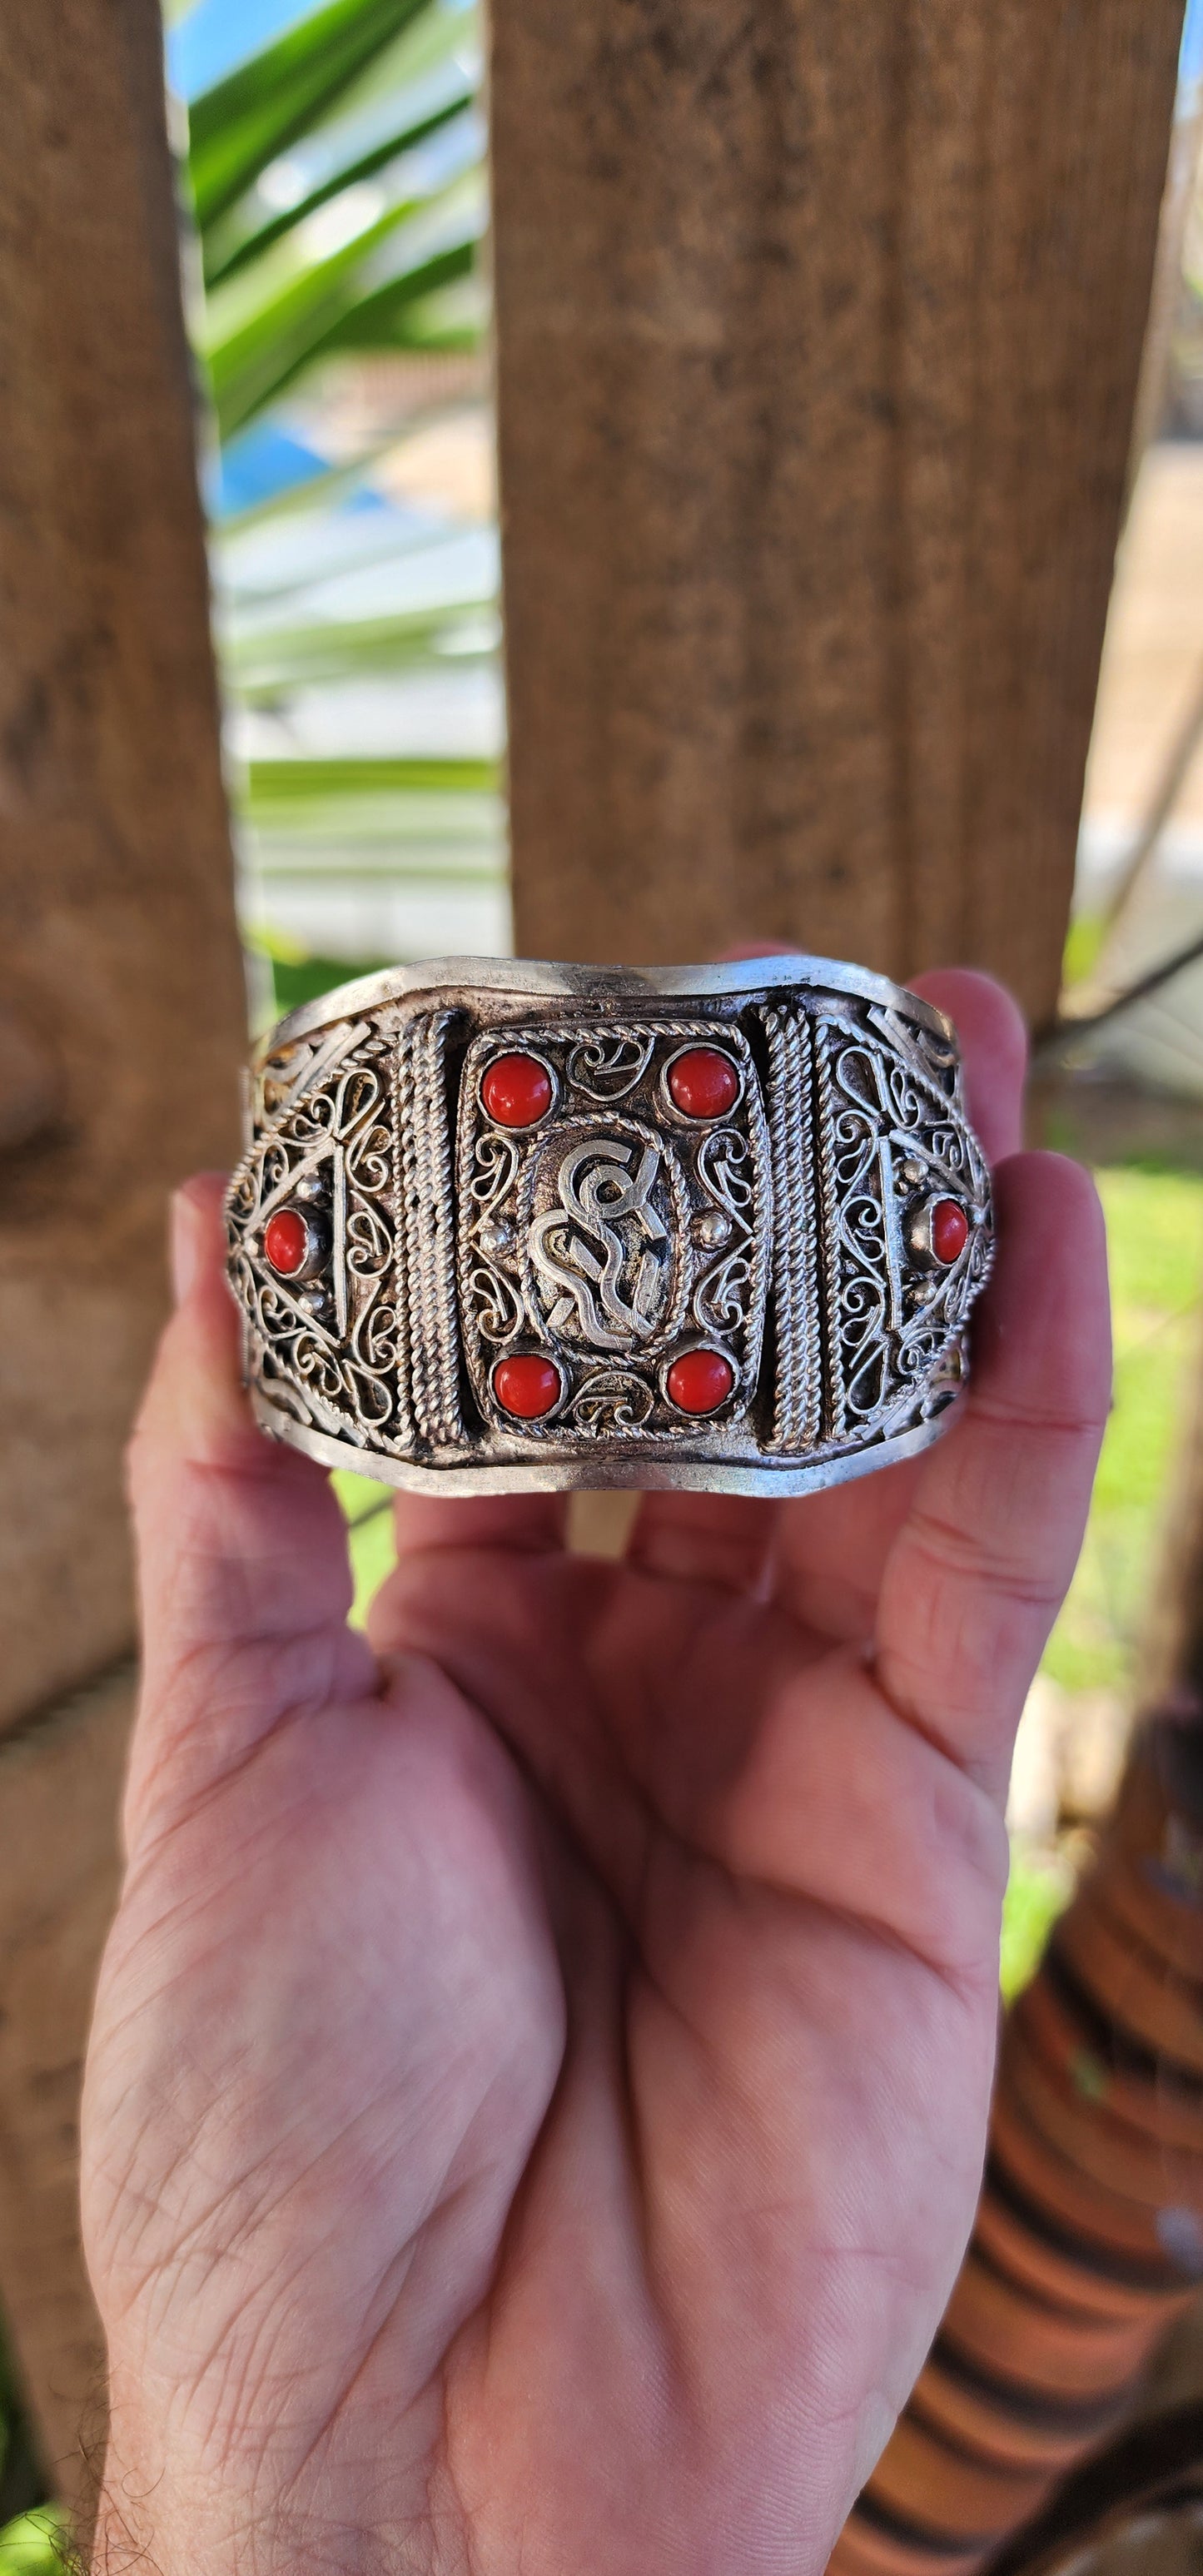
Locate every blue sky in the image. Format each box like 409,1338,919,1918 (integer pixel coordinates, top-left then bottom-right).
167,0,311,99
1183,0,1203,95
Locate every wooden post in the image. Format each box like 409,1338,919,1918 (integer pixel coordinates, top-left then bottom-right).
0,1,246,2494
492,0,1183,1029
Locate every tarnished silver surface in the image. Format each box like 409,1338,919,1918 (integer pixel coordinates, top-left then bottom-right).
225,957,993,1496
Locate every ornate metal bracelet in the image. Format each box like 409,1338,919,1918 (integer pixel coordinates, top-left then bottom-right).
225,957,993,1497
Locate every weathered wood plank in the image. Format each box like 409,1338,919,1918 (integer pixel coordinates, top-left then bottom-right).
0,1671,133,2511
0,0,245,2489
0,0,246,1737
493,0,1183,1026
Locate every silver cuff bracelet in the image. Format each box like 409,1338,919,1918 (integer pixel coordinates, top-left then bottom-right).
225,956,993,1498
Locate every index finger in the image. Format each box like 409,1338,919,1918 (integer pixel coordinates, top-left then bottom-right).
874,1148,1111,1803
768,967,1029,1634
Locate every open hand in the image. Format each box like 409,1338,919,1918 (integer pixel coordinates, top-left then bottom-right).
82,972,1110,2576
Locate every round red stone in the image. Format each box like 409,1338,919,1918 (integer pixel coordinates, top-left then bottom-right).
481,1052,553,1128
932,1198,969,1265
494,1353,562,1419
666,1348,735,1415
667,1046,740,1121
263,1207,310,1276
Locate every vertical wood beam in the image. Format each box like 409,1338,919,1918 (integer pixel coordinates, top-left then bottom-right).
492,0,1183,1026
0,1675,134,2504
0,0,246,2487
0,2,246,1730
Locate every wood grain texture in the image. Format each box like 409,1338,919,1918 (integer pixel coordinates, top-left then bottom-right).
492,0,1183,1024
0,1669,133,2513
0,0,246,1736
0,0,244,2491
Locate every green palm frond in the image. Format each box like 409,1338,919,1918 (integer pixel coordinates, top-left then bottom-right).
248,756,498,797
205,175,484,435
199,0,478,289
181,0,498,999
188,0,437,227
203,67,474,289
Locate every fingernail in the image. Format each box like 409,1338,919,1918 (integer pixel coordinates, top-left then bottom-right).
170,1188,204,1307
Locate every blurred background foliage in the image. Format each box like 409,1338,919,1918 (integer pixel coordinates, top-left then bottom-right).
176,0,505,1001
0,2315,64,2568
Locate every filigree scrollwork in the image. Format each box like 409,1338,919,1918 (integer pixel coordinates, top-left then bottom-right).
455,1018,771,1441
527,1129,678,1353
226,1019,410,1455
697,1126,755,1221
468,1129,519,1217
814,1000,992,1450
462,1130,525,1344
693,1127,758,1335
465,1260,525,1344
569,1370,656,1435
565,1031,656,1102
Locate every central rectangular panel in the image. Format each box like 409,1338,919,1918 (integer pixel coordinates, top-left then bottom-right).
455,1016,772,1448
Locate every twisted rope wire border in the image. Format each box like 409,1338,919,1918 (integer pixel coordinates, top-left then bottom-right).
813,1021,846,1440
763,1004,822,1451
398,1008,463,1449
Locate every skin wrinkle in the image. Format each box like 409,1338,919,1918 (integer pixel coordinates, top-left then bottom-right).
107,2055,434,2319
122,1682,362,1869
98,1822,564,2333
395,1560,989,1982
893,1519,1077,1609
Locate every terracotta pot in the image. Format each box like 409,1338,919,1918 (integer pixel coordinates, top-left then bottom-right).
828,2509,981,2576
940,2244,1165,2398
991,2080,1183,2269
864,2408,1051,2546
1013,1969,1203,2158
909,2347,1126,2471
1110,1728,1203,1872
1110,1738,1173,1861
1002,2008,1203,2215
1092,1844,1203,1985
974,2165,1190,2322
1054,1882,1203,2078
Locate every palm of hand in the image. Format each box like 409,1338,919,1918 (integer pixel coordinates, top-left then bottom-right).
82,977,1109,2576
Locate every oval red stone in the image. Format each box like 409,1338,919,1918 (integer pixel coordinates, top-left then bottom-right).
932,1198,969,1265
666,1348,735,1415
668,1046,740,1121
494,1353,562,1419
481,1052,553,1128
263,1208,310,1276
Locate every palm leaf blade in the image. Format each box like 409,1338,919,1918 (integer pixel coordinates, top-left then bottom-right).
189,0,435,227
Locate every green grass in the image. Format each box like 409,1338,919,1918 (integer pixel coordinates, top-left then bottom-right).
1000,1845,1079,2001
0,2508,69,2573
332,1471,397,1624
246,934,394,1020
1061,909,1108,991
1041,1166,1203,1697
